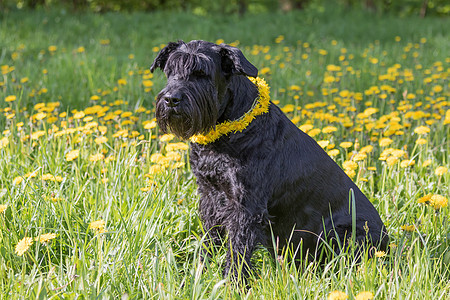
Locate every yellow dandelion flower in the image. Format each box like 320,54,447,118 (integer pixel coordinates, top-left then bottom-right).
260,67,271,75
112,129,128,138
435,166,448,176
322,126,338,134
94,136,108,145
391,149,405,158
166,151,181,162
317,140,330,148
386,156,399,166
90,153,105,162
144,120,157,130
363,107,378,117
415,138,427,145
35,233,57,243
328,290,348,300
327,149,340,157
83,116,94,122
323,75,335,83
121,111,133,118
105,155,115,163
375,251,386,258
418,194,433,204
290,116,301,124
98,126,107,134
73,111,85,119
359,145,373,154
379,138,393,147
401,224,415,232
5,95,17,102
0,137,9,149
150,153,165,164
173,162,185,168
307,128,321,137
117,78,127,86
31,130,46,140
13,176,23,185
414,126,430,135
143,80,154,88
355,291,374,300
243,114,255,124
157,156,172,167
299,124,314,133
345,169,356,178
430,195,448,209
400,159,415,168
160,134,175,142
48,45,57,52
0,204,7,214
281,104,295,113
35,112,47,120
289,84,301,91
339,142,353,149
140,186,153,192
89,219,105,233
25,171,38,178
41,173,58,181
15,237,33,256
432,85,443,93
165,142,189,152
65,149,80,161
149,164,164,175
353,153,367,161
422,159,432,167
343,160,358,171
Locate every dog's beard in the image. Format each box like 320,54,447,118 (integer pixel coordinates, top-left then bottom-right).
155,89,218,140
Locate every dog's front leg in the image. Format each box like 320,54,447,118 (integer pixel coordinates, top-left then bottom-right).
199,214,224,262
223,210,265,280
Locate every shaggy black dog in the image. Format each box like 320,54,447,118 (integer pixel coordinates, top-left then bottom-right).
151,40,389,279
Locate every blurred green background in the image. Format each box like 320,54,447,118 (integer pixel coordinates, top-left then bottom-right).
1,0,449,17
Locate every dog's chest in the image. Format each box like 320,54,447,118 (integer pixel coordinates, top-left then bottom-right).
191,147,238,182
190,145,245,203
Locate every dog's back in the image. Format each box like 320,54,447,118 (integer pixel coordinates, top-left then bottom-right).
263,104,389,258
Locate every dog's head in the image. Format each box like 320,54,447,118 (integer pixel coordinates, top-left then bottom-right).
150,40,258,139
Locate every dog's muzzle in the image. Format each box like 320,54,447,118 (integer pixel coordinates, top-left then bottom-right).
161,92,183,108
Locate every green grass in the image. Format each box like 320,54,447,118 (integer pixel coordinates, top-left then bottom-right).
0,6,449,299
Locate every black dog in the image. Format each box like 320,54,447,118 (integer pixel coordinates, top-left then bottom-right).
151,40,388,278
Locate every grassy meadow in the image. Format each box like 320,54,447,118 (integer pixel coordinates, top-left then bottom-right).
0,6,449,299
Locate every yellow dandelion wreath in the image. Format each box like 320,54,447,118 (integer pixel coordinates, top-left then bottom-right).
190,76,270,145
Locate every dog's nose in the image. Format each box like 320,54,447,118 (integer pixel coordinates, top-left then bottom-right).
163,94,181,108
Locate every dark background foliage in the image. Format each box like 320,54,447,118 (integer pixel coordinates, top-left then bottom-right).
1,0,449,17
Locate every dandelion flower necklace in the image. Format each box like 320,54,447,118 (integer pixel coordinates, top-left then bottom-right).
190,77,270,145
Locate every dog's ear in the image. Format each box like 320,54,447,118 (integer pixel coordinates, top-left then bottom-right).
150,41,183,73
220,44,258,78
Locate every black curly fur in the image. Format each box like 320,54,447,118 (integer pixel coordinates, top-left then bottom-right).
151,40,389,279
